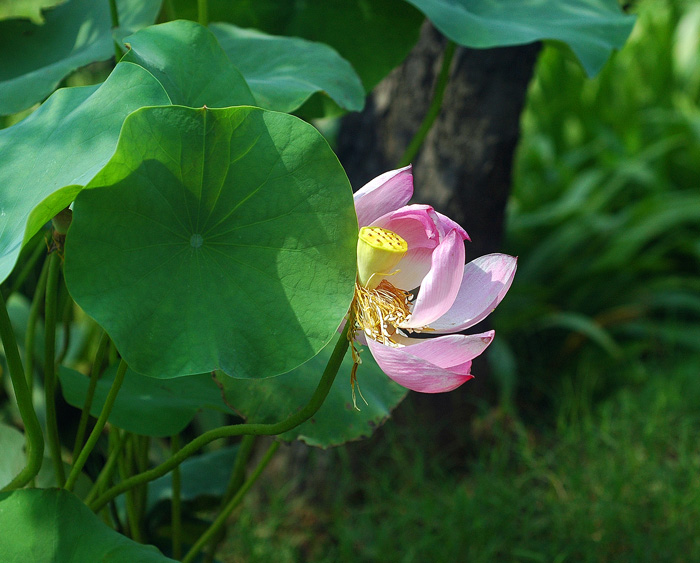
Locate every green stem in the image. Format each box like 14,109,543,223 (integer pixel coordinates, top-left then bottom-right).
25,256,50,390
204,435,257,562
108,0,123,62
398,40,457,168
84,428,126,505
57,286,73,365
123,436,144,542
171,435,182,560
65,359,128,492
0,292,44,491
71,331,110,462
134,435,150,537
90,323,351,513
183,441,280,563
197,0,208,26
5,236,46,298
44,252,66,487
163,0,176,20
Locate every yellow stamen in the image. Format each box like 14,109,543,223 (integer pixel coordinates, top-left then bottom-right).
357,226,408,289
351,279,413,346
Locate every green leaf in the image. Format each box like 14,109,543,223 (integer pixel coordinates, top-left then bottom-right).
0,422,92,497
0,61,170,284
146,446,240,512
405,0,636,76
58,365,230,437
0,423,25,489
209,23,365,113
0,0,161,115
0,489,175,561
219,338,407,448
64,105,357,380
121,20,256,108
169,0,424,92
0,0,66,24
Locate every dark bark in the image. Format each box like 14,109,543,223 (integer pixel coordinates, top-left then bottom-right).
337,23,540,447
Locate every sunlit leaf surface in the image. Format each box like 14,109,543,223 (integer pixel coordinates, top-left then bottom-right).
0,62,169,284
0,0,161,115
65,105,357,380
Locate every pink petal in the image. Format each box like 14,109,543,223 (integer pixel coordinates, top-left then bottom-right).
353,166,413,227
400,230,465,329
392,330,495,365
367,336,475,393
434,211,470,241
389,247,433,291
429,254,517,333
372,204,440,250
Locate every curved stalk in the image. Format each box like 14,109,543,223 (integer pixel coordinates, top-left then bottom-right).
398,40,456,167
183,440,280,563
65,359,128,492
0,292,44,491
90,322,351,512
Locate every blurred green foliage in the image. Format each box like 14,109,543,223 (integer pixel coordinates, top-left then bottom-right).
226,360,700,561
492,0,700,420
219,0,700,560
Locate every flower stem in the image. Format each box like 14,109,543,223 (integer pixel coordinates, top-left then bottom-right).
84,428,126,505
122,435,144,542
171,435,182,560
108,0,123,62
25,255,50,390
44,251,66,487
71,331,110,462
89,322,351,513
65,359,128,492
198,0,208,26
183,440,280,563
398,40,456,168
0,291,44,491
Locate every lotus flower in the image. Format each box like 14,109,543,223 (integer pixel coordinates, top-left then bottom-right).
350,165,517,393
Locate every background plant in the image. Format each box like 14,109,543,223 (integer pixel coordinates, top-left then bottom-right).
0,0,637,561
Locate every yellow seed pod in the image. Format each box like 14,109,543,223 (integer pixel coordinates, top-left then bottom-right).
356,226,408,288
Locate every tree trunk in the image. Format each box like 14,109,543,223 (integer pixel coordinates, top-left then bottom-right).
337,22,540,447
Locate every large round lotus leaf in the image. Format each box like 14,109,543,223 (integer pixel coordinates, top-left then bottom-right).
0,61,170,284
0,489,175,561
405,0,635,76
218,338,408,448
64,105,357,380
168,0,424,92
210,23,364,114
0,0,161,115
121,20,255,108
58,365,231,437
